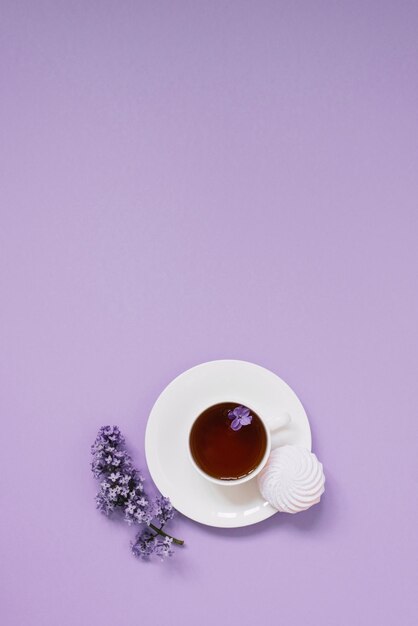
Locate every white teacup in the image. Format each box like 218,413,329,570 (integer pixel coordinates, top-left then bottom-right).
188,400,291,486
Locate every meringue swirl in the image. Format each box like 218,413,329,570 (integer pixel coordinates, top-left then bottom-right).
257,445,325,513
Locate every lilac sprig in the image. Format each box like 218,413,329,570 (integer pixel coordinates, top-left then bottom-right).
91,426,184,560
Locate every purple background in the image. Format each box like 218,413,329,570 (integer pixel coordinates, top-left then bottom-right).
1,1,417,624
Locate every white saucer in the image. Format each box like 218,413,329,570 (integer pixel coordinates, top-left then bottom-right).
145,360,312,528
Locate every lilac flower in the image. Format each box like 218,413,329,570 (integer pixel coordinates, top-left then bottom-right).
131,529,173,561
125,502,135,515
153,495,175,526
95,491,115,515
228,405,253,431
91,425,184,561
131,528,158,559
91,426,132,478
124,490,151,526
155,536,174,560
108,488,119,501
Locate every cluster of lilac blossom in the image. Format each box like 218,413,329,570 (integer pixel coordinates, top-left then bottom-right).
91,426,182,560
131,529,174,560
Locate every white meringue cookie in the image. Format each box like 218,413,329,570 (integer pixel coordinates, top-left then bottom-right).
257,445,325,513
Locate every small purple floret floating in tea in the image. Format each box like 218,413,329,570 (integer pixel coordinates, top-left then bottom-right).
228,405,253,431
91,425,184,561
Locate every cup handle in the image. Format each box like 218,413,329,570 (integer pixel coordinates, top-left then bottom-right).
267,411,291,432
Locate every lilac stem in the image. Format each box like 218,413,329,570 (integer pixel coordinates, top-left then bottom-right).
149,523,184,545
